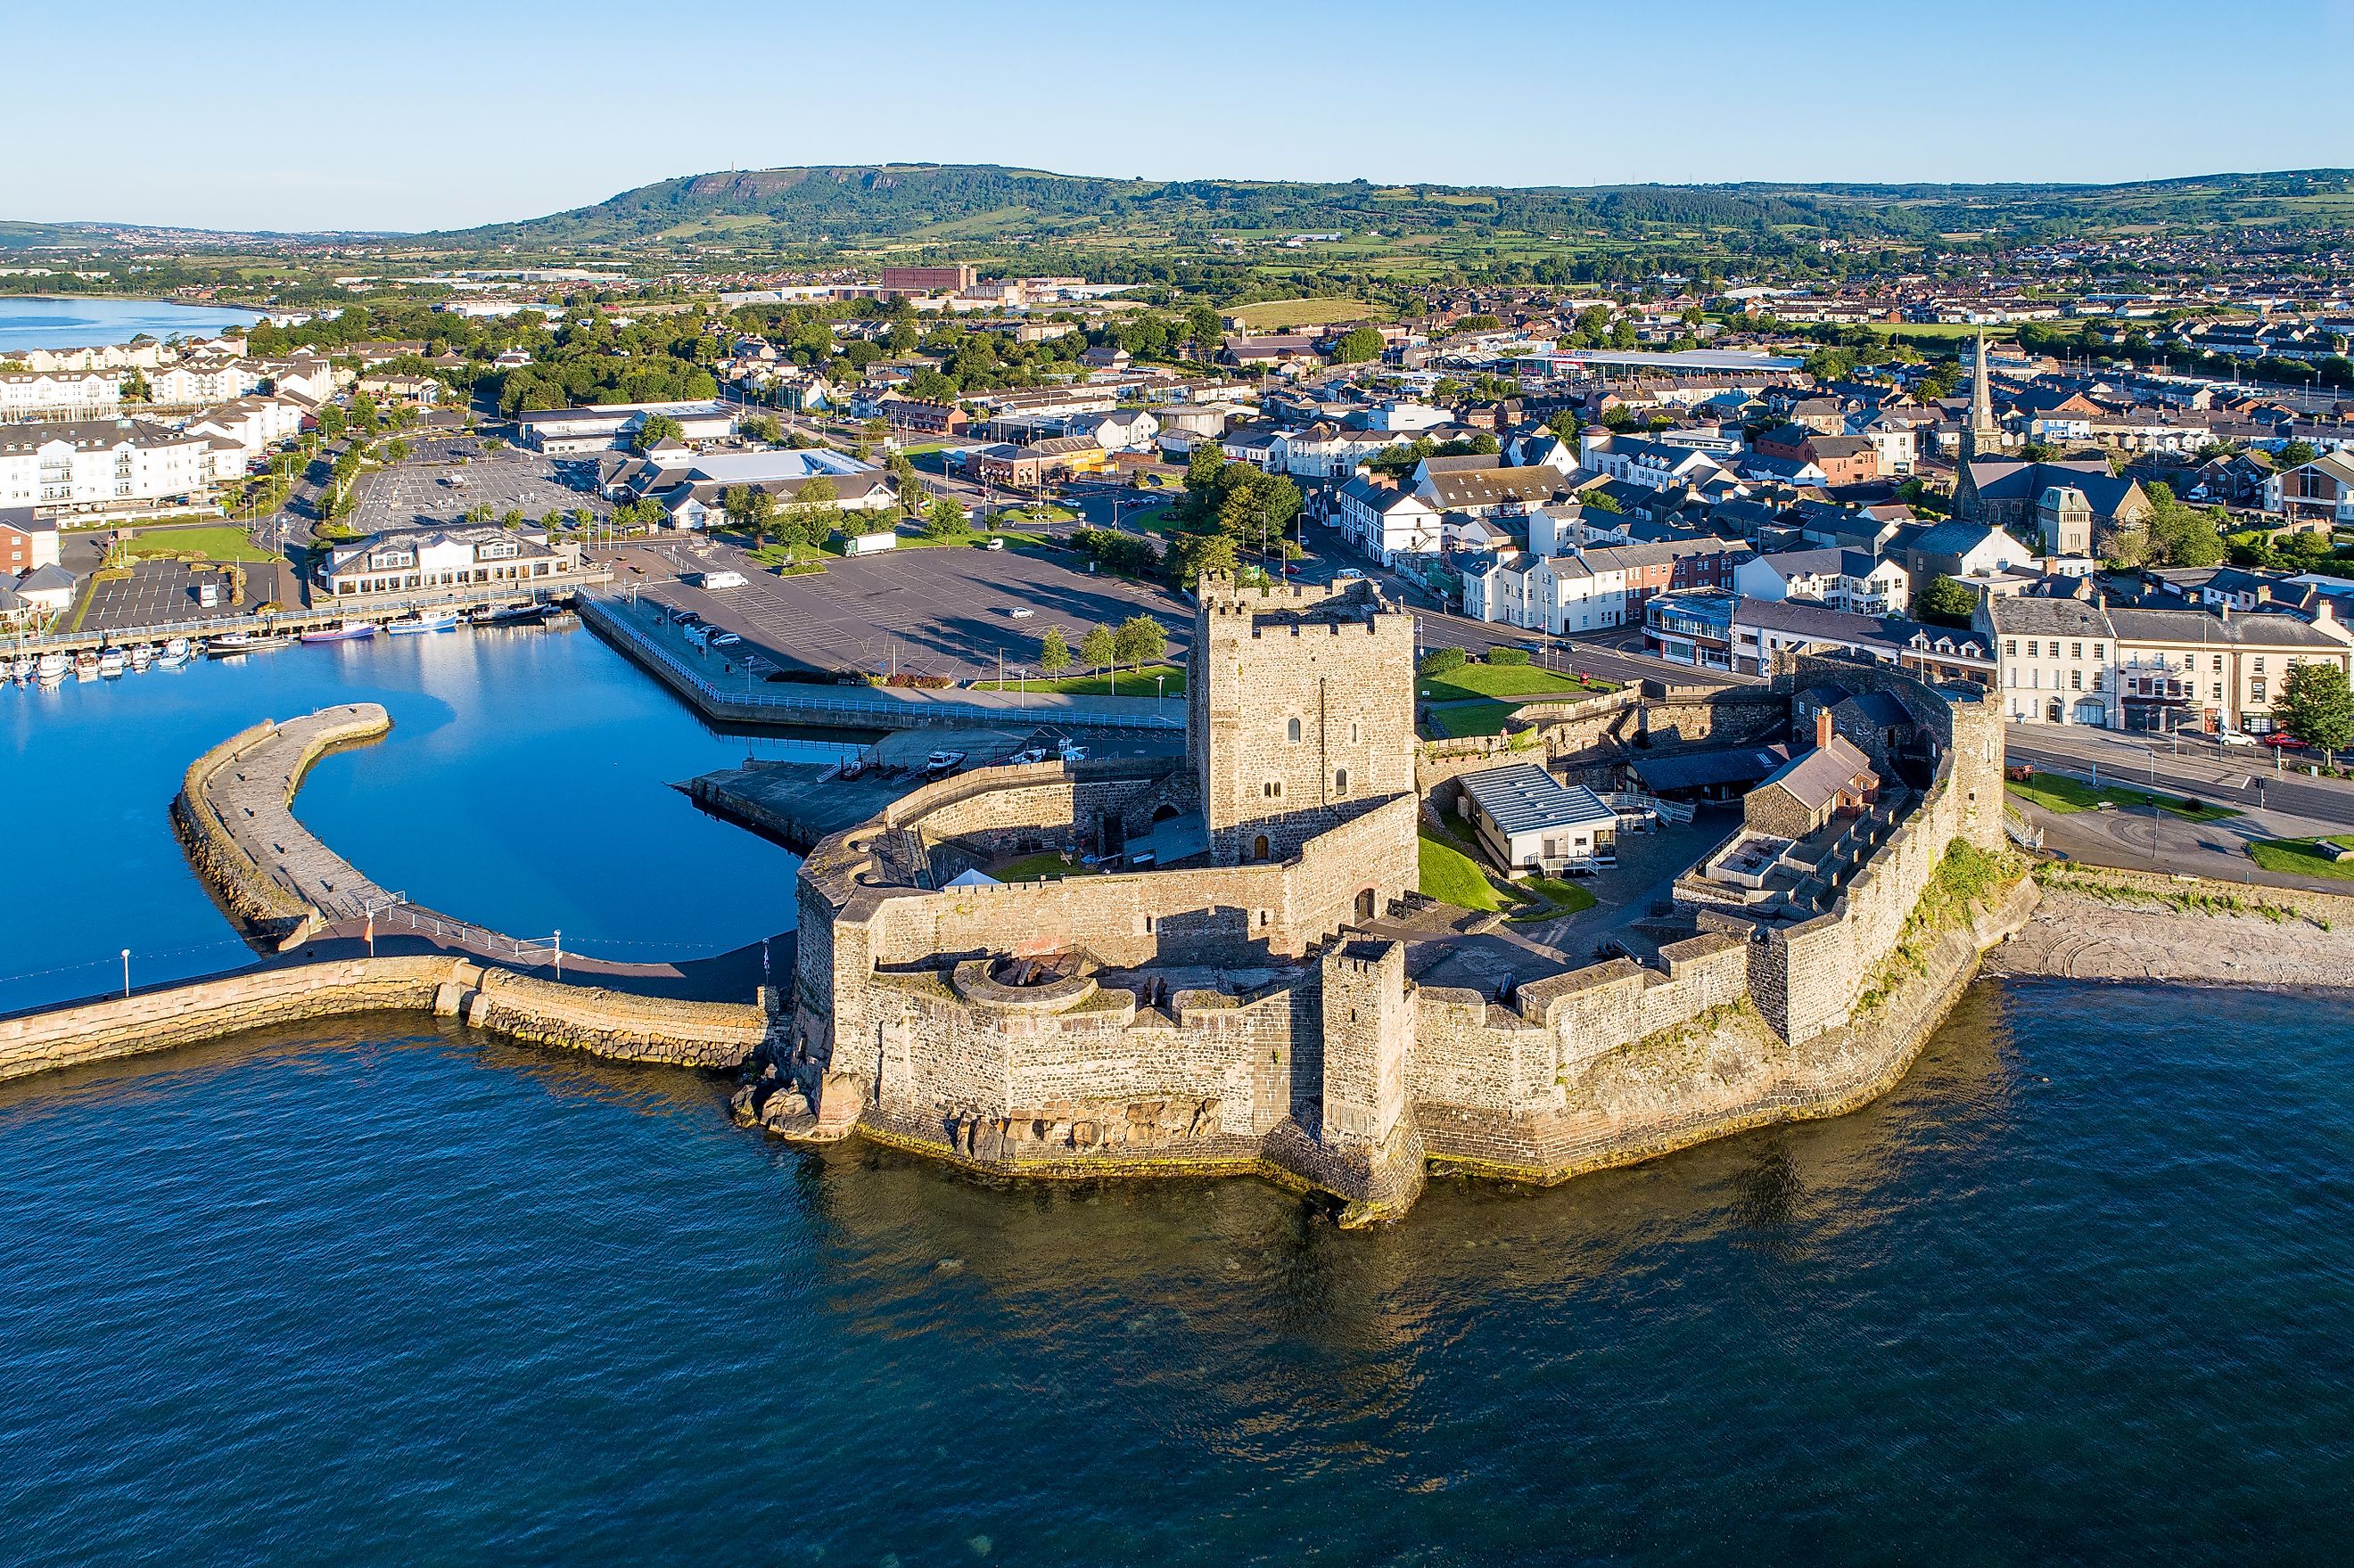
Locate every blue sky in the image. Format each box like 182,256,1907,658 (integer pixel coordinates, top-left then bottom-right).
13,0,2352,233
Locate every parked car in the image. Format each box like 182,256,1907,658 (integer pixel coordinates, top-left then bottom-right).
709,631,744,649
1008,606,1035,619
984,537,1005,551
2218,727,2257,747
1335,567,1367,579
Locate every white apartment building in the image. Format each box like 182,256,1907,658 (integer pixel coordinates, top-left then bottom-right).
0,370,121,421
0,419,214,516
1332,474,1442,564
148,357,265,406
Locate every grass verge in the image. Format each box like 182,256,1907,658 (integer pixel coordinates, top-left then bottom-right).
977,664,1187,697
2248,834,2354,882
2006,775,2236,822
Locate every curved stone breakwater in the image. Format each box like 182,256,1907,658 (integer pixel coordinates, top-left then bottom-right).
0,955,768,1083
171,703,397,949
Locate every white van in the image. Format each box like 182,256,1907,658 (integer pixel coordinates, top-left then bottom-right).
684,569,746,589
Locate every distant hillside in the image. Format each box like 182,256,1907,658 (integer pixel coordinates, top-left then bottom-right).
432,162,2354,256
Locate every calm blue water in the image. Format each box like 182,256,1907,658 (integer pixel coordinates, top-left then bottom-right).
0,624,828,1011
0,981,2349,1564
0,296,261,352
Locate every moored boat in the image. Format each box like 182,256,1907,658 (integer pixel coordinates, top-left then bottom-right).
9,656,33,681
157,637,193,669
386,611,458,636
209,632,292,657
299,621,376,644
96,648,127,677
128,644,154,669
471,602,547,627
36,653,69,683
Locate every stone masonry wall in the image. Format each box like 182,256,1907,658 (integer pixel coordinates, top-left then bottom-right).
1193,578,1417,866
0,955,767,1084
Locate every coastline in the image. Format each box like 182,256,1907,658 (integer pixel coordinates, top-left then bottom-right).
1985,865,2354,995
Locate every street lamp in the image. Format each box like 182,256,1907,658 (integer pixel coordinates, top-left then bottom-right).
120,948,131,999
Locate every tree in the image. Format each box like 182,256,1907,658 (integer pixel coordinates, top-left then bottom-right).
922,494,967,538
1039,625,1072,677
634,414,685,451
1332,325,1385,364
121,368,152,404
740,413,781,444
1114,614,1167,670
2143,482,2227,569
2278,661,2354,753
1164,529,1239,587
784,474,839,548
2276,439,2318,470
1079,623,1115,674
1914,573,1980,628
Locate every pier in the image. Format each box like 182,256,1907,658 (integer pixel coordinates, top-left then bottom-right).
170,704,769,990
580,592,1187,733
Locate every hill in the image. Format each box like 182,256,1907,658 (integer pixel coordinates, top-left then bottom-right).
431,162,2354,260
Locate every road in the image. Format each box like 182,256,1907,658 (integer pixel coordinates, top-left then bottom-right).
2004,724,2354,827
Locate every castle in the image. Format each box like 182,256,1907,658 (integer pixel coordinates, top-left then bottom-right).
774,574,2014,1223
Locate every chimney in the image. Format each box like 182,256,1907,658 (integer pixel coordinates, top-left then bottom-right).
1815,707,1834,751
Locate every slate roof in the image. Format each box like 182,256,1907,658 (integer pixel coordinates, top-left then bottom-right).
1758,735,1876,812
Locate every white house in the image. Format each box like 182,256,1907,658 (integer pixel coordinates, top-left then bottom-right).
1734,547,1910,616
317,524,586,598
1334,474,1442,563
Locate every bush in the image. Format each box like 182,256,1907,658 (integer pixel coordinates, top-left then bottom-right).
1486,647,1531,666
1418,647,1469,677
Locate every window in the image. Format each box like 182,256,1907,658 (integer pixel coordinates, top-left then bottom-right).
1333,768,1349,795
2253,657,2267,673
1262,780,1283,799
2214,683,2225,700
2251,679,2268,703
2070,643,2082,659
1349,722,1360,743
2094,644,2105,660
1285,717,1302,743
2070,669,2082,691
2213,655,2225,673
2026,640,2038,657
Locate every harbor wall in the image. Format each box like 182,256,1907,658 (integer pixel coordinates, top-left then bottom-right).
169,706,394,949
0,956,768,1084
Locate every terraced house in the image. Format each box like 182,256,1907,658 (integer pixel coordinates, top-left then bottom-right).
1985,593,2353,734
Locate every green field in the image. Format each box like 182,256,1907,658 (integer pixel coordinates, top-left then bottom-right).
1419,832,1508,911
1418,664,1605,703
2248,835,2354,882
978,663,1186,697
122,526,276,564
1423,701,1522,738
1227,298,1382,331
2006,775,2237,823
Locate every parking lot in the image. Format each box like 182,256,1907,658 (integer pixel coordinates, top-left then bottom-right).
352,446,606,535
617,535,1193,683
80,560,273,633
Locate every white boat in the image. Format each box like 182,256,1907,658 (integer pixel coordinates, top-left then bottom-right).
157,638,192,669
9,657,32,681
386,611,458,636
36,653,68,682
128,644,154,669
209,632,292,657
96,649,126,677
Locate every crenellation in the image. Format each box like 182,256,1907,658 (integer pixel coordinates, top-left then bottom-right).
784,595,2025,1220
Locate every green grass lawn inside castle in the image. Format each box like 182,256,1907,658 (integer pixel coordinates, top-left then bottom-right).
1416,648,1617,739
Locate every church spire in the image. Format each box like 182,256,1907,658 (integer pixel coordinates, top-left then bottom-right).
1964,325,2000,461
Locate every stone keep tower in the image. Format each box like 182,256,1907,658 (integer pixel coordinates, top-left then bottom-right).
1188,575,1418,866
